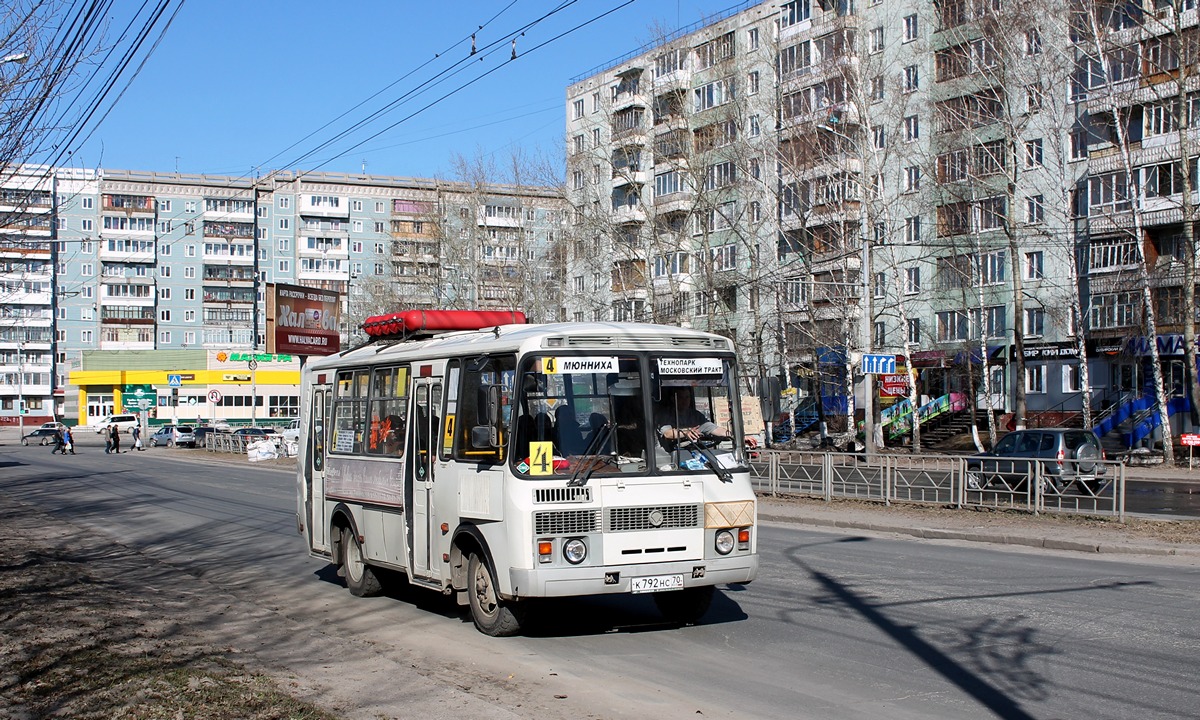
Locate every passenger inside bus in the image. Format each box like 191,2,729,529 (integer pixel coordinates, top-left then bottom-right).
554,405,588,455
382,415,405,456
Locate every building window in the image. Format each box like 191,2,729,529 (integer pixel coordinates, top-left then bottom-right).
748,71,760,94
572,99,584,119
901,215,921,244
353,220,363,232
278,259,290,273
185,288,195,300
160,288,171,300
903,14,918,42
184,310,196,322
873,126,886,149
748,27,759,49
1026,82,1044,113
159,199,172,212
1025,251,1044,279
906,318,921,343
160,309,171,322
870,75,884,101
1025,365,1046,394
82,197,93,209
904,115,919,142
1024,28,1042,56
869,27,884,54
781,0,811,26
159,331,172,344
277,237,290,252
905,266,920,294
184,266,195,278
278,196,290,209
279,218,290,230
1024,138,1043,168
1063,364,1081,393
351,199,363,212
81,330,92,343
1025,307,1045,337
1026,195,1045,224
904,165,921,192
81,219,93,231
903,65,919,92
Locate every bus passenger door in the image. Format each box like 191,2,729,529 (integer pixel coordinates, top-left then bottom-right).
306,385,331,552
408,379,440,580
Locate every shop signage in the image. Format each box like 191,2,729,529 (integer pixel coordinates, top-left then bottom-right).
1127,334,1197,357
1182,433,1200,447
879,374,909,396
1010,342,1080,361
266,282,341,357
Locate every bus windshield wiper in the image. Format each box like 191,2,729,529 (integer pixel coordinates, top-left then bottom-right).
567,422,614,487
681,439,733,483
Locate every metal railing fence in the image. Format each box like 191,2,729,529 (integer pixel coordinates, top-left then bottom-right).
751,450,1126,520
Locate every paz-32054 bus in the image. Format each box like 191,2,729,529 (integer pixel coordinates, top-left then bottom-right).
296,310,757,635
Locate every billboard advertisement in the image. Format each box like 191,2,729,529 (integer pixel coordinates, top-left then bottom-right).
266,283,341,356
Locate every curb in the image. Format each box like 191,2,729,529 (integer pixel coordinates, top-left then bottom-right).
758,511,1198,557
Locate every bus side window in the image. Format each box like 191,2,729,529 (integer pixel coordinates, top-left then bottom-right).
440,362,460,461
454,355,515,464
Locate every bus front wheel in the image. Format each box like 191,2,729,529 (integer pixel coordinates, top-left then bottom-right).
468,552,524,637
342,528,382,597
653,586,715,625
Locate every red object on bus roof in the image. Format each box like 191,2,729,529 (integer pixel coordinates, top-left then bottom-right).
362,309,527,337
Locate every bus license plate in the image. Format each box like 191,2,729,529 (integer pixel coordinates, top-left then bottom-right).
630,574,684,594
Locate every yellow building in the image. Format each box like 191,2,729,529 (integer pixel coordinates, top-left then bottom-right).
68,349,301,427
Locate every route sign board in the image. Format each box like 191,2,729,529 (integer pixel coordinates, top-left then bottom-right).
208,389,223,404
860,353,896,375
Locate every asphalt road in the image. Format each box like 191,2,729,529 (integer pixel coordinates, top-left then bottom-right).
3,436,1200,719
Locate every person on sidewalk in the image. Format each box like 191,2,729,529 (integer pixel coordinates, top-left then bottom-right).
62,427,75,455
104,425,113,454
131,425,143,451
109,424,121,454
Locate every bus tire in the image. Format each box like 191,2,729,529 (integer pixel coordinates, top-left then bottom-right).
342,528,382,597
653,585,715,625
468,552,524,637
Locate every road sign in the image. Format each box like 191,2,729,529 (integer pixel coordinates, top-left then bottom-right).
247,359,258,371
168,374,182,387
208,389,223,404
1182,433,1200,447
860,353,896,375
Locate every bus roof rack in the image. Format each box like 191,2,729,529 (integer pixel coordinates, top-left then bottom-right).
361,309,527,342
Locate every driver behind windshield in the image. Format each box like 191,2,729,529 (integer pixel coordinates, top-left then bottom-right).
654,385,729,448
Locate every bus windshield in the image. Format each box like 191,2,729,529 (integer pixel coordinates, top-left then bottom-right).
510,354,744,478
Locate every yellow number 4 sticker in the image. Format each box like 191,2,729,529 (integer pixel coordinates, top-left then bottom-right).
529,441,554,476
542,357,558,374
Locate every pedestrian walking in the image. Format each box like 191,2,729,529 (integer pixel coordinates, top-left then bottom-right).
110,424,122,454
62,427,75,455
52,428,65,455
132,425,143,451
104,425,113,454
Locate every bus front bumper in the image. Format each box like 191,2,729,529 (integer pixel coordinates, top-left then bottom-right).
508,554,758,599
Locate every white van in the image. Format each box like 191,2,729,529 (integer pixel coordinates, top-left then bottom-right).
94,414,139,434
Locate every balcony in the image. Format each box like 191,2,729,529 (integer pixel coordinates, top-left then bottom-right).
203,198,255,222
102,194,155,213
202,287,255,304
299,195,350,219
101,306,155,324
203,221,255,239
0,189,51,212
652,189,694,216
203,266,256,284
202,241,255,265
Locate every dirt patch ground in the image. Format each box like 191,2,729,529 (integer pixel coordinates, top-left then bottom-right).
0,498,337,720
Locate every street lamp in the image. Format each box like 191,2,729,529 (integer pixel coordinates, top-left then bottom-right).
817,122,874,456
16,342,25,439
1,52,29,65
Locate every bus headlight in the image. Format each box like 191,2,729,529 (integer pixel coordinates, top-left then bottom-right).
563,538,587,564
714,529,735,555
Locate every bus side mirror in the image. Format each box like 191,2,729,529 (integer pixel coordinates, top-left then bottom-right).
484,385,501,425
470,425,495,449
470,385,502,448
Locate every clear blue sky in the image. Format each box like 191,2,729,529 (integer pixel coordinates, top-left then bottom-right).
74,0,742,183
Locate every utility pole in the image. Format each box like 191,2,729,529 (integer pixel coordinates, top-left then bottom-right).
16,343,25,438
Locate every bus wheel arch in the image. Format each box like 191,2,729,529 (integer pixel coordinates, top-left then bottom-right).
449,524,490,596
452,525,526,636
329,505,380,596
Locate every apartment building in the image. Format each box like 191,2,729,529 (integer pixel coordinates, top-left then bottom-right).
0,167,565,426
564,0,1104,435
0,166,54,426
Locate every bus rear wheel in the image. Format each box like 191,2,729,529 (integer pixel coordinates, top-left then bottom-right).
468,552,524,637
342,528,381,597
653,586,715,625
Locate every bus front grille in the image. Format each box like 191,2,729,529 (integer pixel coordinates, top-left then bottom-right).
534,486,593,504
534,509,601,535
607,504,701,532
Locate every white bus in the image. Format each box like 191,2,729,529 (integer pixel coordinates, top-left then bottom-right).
296,310,758,635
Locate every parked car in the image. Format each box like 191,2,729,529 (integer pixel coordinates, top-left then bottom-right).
149,425,196,447
281,419,301,443
22,428,61,446
967,429,1107,492
39,421,66,432
193,426,220,448
232,426,271,438
94,414,138,434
